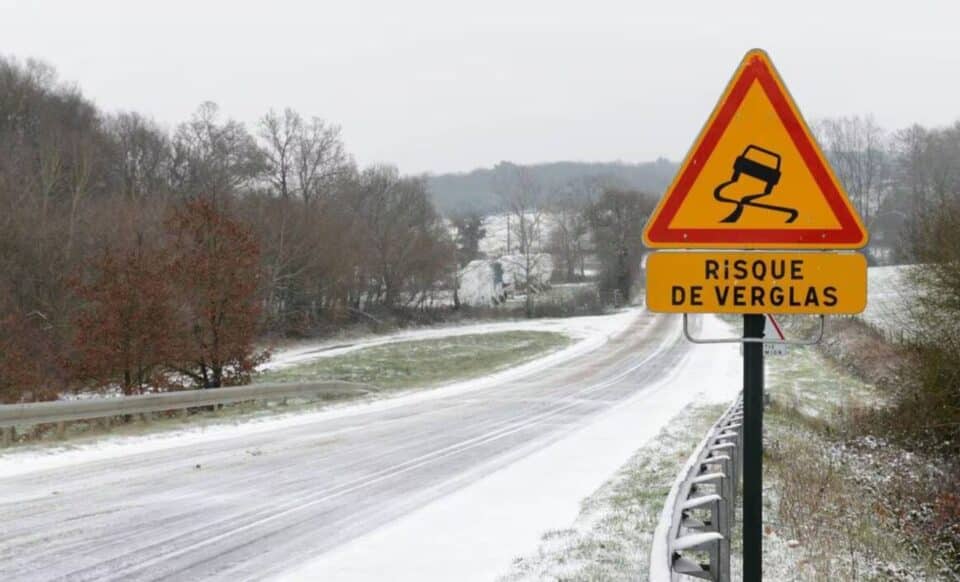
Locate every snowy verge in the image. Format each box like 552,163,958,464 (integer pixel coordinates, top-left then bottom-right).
274,315,742,582
499,400,730,581
739,343,942,581
0,309,641,478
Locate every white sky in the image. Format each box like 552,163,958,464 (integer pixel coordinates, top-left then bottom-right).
2,0,958,174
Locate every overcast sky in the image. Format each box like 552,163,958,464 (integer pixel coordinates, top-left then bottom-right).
3,0,958,174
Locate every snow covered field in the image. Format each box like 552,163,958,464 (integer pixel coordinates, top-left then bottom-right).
864,265,912,336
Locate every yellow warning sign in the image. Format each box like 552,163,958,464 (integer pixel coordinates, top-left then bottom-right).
643,49,868,249
645,252,867,314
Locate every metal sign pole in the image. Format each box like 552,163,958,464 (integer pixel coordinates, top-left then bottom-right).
742,313,765,581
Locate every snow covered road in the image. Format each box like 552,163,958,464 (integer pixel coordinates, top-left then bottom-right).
0,311,735,581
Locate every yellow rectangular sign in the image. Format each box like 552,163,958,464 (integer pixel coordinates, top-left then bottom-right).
645,251,867,314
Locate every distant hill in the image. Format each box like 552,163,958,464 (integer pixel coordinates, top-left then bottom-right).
426,159,678,216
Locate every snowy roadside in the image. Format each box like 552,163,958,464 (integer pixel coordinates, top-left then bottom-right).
498,400,730,581
491,315,936,582
732,341,943,580
274,315,742,582
0,309,641,479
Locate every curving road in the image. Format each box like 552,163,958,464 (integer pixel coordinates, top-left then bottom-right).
0,310,700,581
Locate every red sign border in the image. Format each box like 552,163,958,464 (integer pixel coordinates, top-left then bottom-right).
643,50,868,248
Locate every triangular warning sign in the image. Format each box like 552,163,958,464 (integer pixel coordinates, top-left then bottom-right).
644,49,868,249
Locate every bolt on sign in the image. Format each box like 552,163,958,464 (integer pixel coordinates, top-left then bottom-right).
643,49,868,316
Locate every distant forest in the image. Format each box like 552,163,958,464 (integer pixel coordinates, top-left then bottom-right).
426,159,678,215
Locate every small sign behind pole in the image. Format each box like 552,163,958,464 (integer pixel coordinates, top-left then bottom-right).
763,315,787,356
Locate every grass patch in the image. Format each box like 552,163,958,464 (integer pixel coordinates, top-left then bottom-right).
499,402,727,581
256,331,571,390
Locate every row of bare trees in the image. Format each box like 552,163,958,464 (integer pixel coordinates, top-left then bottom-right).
812,115,960,263
0,56,453,403
894,122,960,448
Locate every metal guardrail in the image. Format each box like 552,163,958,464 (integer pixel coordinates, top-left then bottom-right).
650,395,744,581
0,381,376,445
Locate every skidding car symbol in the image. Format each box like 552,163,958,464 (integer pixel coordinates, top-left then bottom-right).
713,145,799,224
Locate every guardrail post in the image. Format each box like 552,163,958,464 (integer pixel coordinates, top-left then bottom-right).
715,429,740,503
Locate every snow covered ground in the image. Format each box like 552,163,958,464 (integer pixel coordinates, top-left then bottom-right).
260,266,920,581
2,309,714,581
0,310,640,480
863,265,912,336
274,315,741,581
738,339,937,580
500,400,730,581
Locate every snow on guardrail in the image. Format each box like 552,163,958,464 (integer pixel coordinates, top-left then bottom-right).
0,381,375,445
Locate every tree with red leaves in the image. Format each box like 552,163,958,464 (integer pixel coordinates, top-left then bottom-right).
0,311,60,403
70,236,174,395
166,199,266,388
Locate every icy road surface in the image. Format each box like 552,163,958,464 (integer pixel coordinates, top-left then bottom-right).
0,311,727,581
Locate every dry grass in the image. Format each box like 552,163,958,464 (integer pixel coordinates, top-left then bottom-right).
764,402,929,580
761,343,952,580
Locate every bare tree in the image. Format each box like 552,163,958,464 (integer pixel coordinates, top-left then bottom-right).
295,117,349,203
895,122,960,261
587,188,656,302
106,112,172,201
350,166,451,309
814,116,889,227
258,108,301,199
171,102,265,200
498,167,547,317
548,177,600,282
